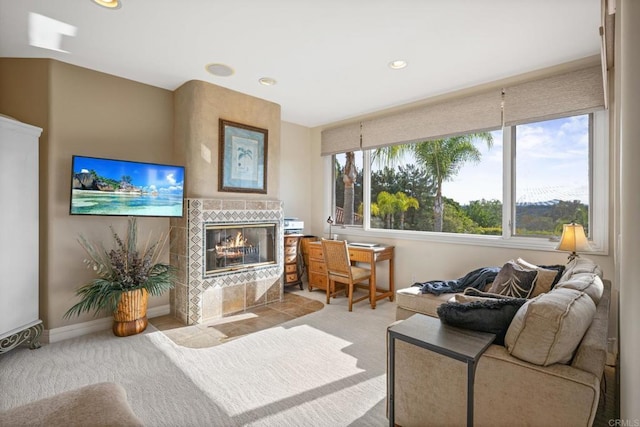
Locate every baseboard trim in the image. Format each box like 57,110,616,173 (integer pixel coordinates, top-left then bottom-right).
42,305,171,344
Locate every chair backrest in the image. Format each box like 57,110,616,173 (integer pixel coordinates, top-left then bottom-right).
335,207,345,225
321,240,352,279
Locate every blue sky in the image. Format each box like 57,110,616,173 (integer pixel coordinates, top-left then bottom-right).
443,115,589,205
73,156,185,193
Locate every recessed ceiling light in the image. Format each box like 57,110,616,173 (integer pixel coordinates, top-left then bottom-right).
389,60,408,70
205,63,234,77
92,0,121,9
259,77,277,86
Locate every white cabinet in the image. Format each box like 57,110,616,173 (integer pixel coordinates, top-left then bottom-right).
0,115,43,353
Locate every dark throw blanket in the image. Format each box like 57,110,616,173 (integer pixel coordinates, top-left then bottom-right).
412,266,501,295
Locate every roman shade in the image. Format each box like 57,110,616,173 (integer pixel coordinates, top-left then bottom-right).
320,122,361,156
503,65,605,126
320,63,605,156
360,90,503,150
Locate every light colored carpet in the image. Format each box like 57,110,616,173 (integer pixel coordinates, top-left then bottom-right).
0,289,395,426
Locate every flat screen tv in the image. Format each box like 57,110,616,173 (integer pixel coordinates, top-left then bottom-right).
70,155,185,217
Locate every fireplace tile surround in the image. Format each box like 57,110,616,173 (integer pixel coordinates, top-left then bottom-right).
170,198,284,325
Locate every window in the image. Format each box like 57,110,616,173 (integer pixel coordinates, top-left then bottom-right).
367,130,503,234
330,110,607,252
512,114,591,238
332,151,363,226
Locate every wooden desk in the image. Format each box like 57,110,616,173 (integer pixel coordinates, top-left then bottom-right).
307,241,395,309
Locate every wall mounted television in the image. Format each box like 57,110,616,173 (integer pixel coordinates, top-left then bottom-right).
70,155,185,217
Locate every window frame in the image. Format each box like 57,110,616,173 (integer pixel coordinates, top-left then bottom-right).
326,110,609,255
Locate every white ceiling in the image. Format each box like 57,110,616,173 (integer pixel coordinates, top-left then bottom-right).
0,0,602,128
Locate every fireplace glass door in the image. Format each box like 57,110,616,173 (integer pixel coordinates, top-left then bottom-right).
205,223,276,275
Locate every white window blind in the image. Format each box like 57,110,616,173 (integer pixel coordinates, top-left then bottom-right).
320,122,361,156
320,63,605,155
360,90,503,150
503,65,605,126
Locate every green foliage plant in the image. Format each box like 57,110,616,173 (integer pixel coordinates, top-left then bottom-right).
64,218,175,319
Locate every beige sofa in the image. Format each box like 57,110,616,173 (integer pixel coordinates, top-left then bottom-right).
390,257,610,427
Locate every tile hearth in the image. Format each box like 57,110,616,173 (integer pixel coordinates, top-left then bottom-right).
150,290,324,348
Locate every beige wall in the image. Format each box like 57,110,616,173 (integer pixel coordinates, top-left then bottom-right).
280,121,313,226
0,58,49,127
174,80,281,200
0,59,174,329
47,61,175,329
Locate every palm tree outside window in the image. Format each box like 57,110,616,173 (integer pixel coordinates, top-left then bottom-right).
332,113,595,241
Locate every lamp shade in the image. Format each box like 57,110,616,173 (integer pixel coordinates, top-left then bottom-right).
556,223,591,255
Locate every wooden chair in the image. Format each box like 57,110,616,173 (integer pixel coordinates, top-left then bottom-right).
321,239,372,311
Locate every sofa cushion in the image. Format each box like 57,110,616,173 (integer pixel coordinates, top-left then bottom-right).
505,288,596,366
515,258,565,297
560,256,603,282
395,287,454,318
455,288,511,302
554,272,604,305
487,261,537,298
454,293,498,304
437,297,527,345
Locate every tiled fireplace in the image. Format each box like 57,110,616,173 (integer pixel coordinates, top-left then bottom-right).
170,198,284,325
205,222,277,275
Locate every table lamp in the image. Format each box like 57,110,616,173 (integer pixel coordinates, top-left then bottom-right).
556,222,591,260
326,216,334,240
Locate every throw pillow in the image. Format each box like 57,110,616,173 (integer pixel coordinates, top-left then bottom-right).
487,261,537,298
515,258,564,297
504,288,596,366
437,298,527,345
538,264,566,288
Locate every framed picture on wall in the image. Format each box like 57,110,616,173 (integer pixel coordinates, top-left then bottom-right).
218,119,268,194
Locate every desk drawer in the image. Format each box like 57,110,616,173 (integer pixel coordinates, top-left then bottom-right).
349,250,372,263
309,246,324,259
309,271,328,290
309,259,327,274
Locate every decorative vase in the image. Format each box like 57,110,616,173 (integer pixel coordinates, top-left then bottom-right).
112,288,148,337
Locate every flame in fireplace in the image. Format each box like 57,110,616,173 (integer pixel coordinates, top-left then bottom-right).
234,231,247,247
216,232,253,253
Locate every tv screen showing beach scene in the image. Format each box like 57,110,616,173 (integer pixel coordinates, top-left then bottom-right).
70,155,185,217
